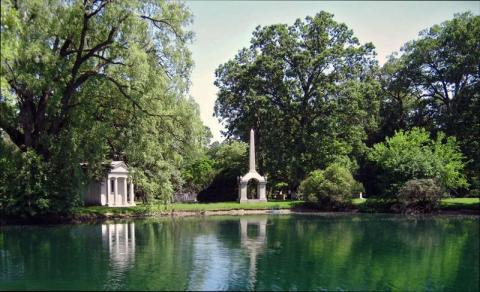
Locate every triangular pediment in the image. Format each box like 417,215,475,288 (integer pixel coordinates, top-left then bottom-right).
110,161,129,173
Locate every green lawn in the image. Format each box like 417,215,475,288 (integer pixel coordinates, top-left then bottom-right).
75,200,303,216
440,197,480,209
75,197,479,217
352,198,367,205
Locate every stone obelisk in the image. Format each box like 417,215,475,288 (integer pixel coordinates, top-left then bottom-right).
238,129,267,203
249,129,255,171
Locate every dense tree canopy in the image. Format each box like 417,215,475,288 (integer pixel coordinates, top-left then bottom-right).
0,0,207,216
213,11,478,197
368,128,467,196
379,12,480,194
214,11,380,189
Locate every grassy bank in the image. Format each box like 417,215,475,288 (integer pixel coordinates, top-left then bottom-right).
75,200,304,217
4,198,478,225
440,197,480,209
74,197,479,218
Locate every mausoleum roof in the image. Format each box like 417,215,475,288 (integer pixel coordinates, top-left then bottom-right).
110,161,129,174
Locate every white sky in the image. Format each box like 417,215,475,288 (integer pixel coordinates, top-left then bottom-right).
186,1,479,142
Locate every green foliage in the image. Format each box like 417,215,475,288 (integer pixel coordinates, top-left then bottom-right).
395,179,444,213
208,140,248,175
0,138,82,217
0,0,207,215
181,155,215,193
379,12,480,195
214,11,380,190
368,128,468,196
299,163,357,208
196,140,248,202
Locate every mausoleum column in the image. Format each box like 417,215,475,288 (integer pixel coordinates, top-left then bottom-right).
239,181,248,202
106,176,111,206
114,177,118,206
258,182,267,201
123,177,127,206
129,182,134,204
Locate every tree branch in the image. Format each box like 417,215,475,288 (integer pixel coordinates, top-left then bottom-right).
140,15,185,43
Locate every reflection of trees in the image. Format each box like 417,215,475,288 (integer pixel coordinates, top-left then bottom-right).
0,224,110,290
255,215,479,291
0,215,478,291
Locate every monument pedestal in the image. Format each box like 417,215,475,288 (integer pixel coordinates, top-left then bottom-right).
238,129,267,203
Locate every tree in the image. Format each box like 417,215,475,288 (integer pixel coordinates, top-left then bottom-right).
299,163,358,208
197,140,248,202
374,55,420,144
384,12,480,195
368,128,468,196
214,11,380,190
181,155,215,194
0,0,205,215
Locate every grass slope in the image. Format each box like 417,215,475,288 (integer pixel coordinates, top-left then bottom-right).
75,198,479,217
75,200,303,216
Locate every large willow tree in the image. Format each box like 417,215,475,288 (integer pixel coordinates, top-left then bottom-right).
214,12,380,189
0,0,206,216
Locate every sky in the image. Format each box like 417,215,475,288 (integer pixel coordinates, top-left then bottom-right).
186,1,479,142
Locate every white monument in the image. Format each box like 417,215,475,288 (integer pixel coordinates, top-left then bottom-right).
238,129,267,203
84,161,135,207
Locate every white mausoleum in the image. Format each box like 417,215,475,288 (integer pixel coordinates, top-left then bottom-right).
84,161,135,207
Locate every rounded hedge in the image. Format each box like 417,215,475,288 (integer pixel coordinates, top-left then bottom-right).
395,178,444,213
299,163,358,208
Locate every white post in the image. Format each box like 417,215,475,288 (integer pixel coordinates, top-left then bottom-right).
123,178,127,206
106,176,111,206
114,177,118,206
249,129,255,171
129,182,134,205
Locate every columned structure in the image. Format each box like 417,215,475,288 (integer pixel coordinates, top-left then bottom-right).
84,161,136,207
238,129,267,203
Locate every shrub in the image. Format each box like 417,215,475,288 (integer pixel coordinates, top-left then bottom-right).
395,178,444,213
0,139,83,218
368,128,468,196
299,163,357,208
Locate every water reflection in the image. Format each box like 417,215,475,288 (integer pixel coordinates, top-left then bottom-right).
0,215,478,291
101,222,136,290
102,223,136,269
240,217,267,288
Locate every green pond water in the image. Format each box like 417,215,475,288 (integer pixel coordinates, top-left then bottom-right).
1,214,479,291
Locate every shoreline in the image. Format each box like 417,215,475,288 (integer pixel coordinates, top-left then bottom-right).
2,207,478,226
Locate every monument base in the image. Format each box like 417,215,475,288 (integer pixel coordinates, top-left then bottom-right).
239,198,268,203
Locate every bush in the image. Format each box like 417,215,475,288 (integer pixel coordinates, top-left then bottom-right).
395,179,444,213
0,139,83,218
368,128,468,196
299,163,357,209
